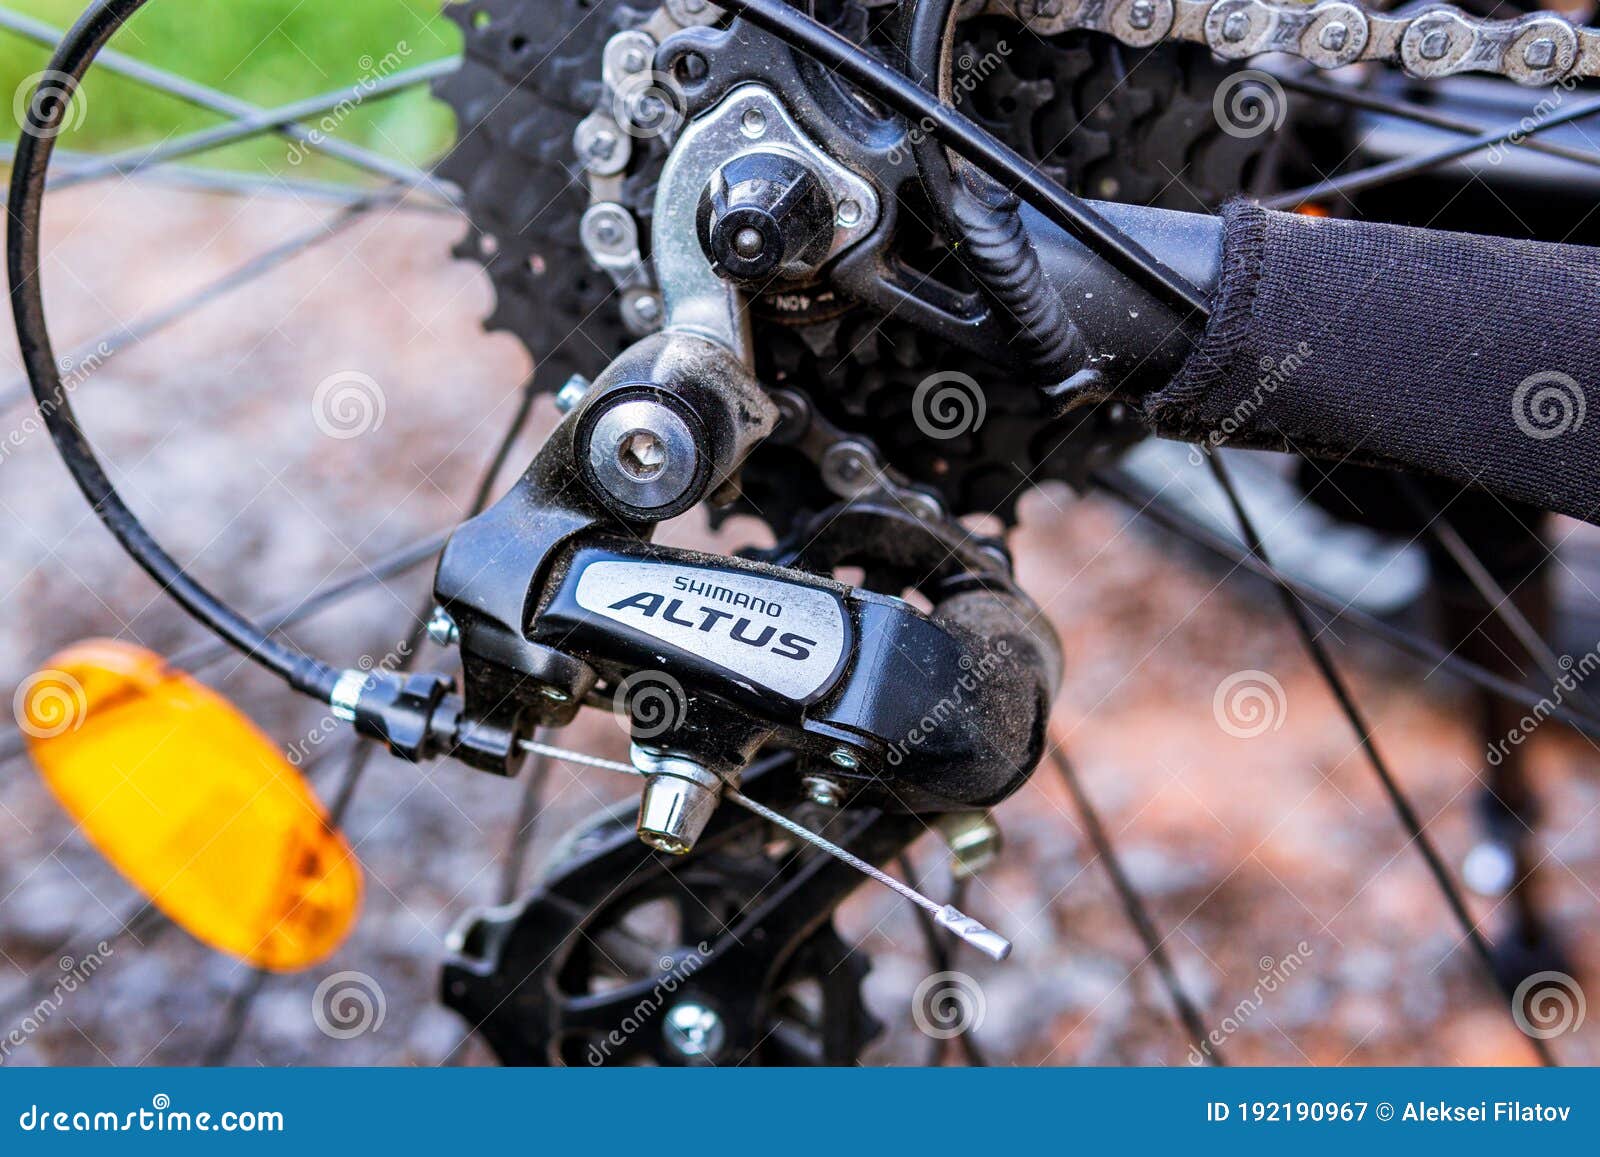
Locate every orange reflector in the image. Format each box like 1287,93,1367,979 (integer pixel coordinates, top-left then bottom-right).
20,640,360,971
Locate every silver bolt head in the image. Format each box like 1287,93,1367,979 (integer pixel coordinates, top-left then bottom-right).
631,293,663,324
1128,0,1155,31
1221,10,1250,41
1318,21,1348,52
539,686,571,703
739,106,767,138
829,747,859,770
1419,28,1451,60
637,765,722,855
836,198,863,227
803,775,845,808
555,374,591,414
426,606,459,648
663,1002,726,1060
1523,36,1557,70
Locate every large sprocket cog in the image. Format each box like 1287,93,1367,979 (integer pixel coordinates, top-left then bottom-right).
433,1,1294,525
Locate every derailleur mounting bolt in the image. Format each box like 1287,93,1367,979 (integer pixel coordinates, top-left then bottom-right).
426,606,459,648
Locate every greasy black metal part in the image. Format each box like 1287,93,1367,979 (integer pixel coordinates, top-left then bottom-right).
5,0,341,701
659,19,1018,365
442,753,915,1066
706,0,1213,315
699,150,835,284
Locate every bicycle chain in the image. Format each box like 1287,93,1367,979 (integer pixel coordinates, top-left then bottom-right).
975,0,1600,86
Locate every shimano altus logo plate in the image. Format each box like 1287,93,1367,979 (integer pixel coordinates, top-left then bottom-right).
539,550,852,706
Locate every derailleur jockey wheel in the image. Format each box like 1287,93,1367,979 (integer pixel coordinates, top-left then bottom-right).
442,756,913,1065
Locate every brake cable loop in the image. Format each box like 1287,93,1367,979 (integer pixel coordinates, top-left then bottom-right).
8,0,345,702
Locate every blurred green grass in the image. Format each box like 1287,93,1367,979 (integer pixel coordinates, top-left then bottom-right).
0,0,463,178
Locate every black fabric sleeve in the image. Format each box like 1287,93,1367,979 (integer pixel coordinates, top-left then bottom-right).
1142,201,1600,523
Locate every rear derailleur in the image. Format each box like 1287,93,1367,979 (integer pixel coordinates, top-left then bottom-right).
328,78,1063,1063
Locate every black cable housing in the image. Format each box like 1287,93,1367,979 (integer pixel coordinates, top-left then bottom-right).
6,0,341,701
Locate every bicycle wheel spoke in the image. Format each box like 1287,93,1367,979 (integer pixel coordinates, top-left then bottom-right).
1396,478,1598,715
498,738,553,905
899,853,988,1066
204,375,542,1065
46,60,459,194
1264,91,1600,208
3,142,456,209
1277,74,1600,174
1092,469,1600,740
1204,453,1556,1066
1,193,392,412
0,8,457,202
1047,747,1223,1066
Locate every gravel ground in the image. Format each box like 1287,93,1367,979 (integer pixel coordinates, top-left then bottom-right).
1,180,1598,1068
